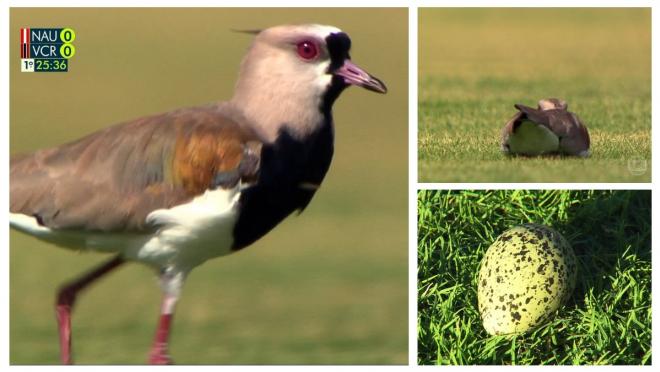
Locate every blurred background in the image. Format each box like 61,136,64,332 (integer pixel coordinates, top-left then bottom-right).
418,8,651,182
9,8,408,364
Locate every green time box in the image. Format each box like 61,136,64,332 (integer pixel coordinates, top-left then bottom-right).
22,58,69,72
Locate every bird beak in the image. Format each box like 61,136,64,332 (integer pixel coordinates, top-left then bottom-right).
335,60,387,94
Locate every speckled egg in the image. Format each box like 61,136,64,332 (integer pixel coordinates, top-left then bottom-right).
477,224,577,335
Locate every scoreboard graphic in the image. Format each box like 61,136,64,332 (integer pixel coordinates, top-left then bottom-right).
20,27,76,72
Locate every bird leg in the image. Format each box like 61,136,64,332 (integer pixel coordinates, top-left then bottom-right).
55,255,125,364
148,270,183,365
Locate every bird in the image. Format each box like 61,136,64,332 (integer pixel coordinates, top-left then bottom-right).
9,24,387,365
500,98,590,157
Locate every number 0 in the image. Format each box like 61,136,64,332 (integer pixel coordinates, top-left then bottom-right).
60,28,76,43
60,43,76,59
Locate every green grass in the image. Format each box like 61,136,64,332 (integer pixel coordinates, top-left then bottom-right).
417,190,651,365
419,8,651,182
10,8,408,364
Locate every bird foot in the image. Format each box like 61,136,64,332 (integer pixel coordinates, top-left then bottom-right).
148,353,173,365
148,343,173,365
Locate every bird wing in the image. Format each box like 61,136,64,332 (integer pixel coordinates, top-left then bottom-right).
513,104,551,127
548,111,591,155
545,110,587,139
571,113,591,149
10,104,261,233
514,104,585,138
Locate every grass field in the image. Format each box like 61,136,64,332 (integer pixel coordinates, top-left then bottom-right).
9,8,408,364
417,190,651,365
418,8,651,182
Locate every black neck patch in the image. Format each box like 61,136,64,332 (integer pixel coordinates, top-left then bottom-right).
232,123,334,250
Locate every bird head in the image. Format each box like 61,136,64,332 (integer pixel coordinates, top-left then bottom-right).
538,98,567,111
243,24,386,93
230,24,387,140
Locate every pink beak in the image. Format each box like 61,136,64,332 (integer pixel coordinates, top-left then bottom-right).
335,60,387,94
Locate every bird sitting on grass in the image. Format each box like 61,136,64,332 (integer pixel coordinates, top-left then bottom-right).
9,24,387,364
501,98,590,157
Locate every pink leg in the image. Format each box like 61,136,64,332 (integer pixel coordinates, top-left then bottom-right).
148,294,179,364
55,255,125,364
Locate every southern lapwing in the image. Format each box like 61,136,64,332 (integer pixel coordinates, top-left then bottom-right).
501,98,590,157
9,24,386,364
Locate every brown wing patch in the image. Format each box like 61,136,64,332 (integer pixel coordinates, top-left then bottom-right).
173,124,246,194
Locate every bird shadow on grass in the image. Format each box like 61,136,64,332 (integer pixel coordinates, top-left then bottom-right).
556,190,651,307
549,190,652,365
501,153,585,160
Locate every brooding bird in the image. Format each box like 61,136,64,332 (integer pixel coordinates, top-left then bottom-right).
501,98,590,157
9,24,387,364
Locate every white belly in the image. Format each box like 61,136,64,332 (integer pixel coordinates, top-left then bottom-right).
10,186,242,271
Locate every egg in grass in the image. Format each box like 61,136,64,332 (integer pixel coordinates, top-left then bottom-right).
477,224,578,335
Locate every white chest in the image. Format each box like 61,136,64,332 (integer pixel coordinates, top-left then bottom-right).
126,186,242,270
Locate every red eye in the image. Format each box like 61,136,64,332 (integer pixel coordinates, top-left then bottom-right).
296,40,319,60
